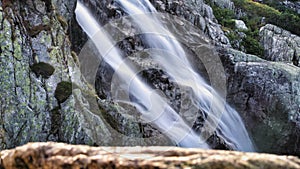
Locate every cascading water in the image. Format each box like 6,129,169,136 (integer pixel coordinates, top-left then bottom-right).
75,0,255,151
76,1,209,149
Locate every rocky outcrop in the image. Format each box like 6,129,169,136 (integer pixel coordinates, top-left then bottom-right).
260,24,300,67
208,0,235,10
0,0,124,149
280,0,300,14
0,0,77,148
152,0,231,47
220,48,300,156
1,142,300,169
81,0,231,47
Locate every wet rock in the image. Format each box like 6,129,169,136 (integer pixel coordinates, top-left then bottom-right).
80,0,230,47
1,142,300,169
152,0,231,47
72,0,300,155
260,24,300,67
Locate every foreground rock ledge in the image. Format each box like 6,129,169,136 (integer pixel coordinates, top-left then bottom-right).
0,143,299,169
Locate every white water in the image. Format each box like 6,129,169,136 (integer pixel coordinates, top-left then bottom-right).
76,1,209,148
75,0,255,151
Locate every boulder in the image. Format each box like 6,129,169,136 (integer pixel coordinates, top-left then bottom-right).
0,142,300,169
260,24,300,67
235,19,248,30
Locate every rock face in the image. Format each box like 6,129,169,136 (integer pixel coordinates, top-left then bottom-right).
220,48,300,156
79,0,231,47
1,142,300,169
0,0,123,149
209,0,235,10
0,0,82,148
143,0,231,47
260,24,300,67
281,0,300,14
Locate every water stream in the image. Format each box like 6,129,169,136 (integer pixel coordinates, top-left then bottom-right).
75,0,255,151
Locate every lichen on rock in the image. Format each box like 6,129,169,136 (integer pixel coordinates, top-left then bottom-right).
0,0,114,149
260,24,300,67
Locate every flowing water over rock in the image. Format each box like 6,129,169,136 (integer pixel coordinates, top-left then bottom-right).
75,0,254,152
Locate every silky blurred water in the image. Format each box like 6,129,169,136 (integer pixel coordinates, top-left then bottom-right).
75,0,254,151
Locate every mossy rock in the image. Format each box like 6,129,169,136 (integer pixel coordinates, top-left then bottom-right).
30,62,55,79
55,81,72,103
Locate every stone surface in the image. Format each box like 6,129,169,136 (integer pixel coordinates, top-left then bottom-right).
0,0,76,149
260,24,300,67
220,47,300,156
281,0,300,14
209,0,235,10
235,19,248,30
1,142,300,169
0,0,119,149
80,0,231,47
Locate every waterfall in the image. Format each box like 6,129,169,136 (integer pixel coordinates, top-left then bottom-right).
75,0,255,151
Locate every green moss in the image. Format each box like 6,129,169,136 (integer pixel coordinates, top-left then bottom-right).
30,62,55,78
42,16,51,25
210,4,236,29
232,0,300,36
54,81,73,103
13,29,22,60
71,51,79,66
0,19,13,54
241,30,264,56
209,0,300,56
208,1,265,57
226,30,264,57
57,15,68,31
40,31,52,45
48,46,61,60
0,11,3,26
